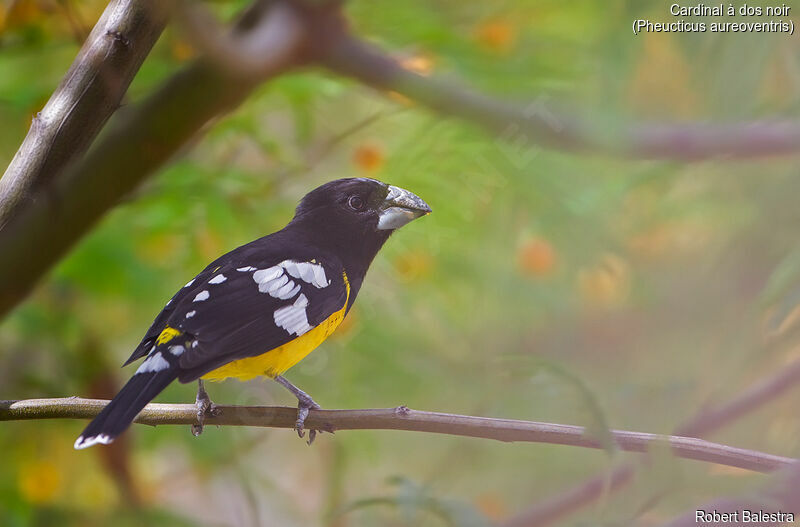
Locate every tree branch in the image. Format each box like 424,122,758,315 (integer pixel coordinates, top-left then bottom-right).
0,0,306,319
0,0,167,228
315,32,800,161
0,398,794,473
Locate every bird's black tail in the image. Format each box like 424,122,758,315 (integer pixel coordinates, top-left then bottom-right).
74,368,177,449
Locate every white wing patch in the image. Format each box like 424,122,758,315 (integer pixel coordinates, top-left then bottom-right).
253,267,282,285
136,351,170,374
245,260,331,334
209,274,227,284
250,260,329,301
193,290,210,302
273,294,313,336
237,266,256,272
275,279,301,299
185,310,196,318
282,260,329,289
184,278,195,288
169,345,185,356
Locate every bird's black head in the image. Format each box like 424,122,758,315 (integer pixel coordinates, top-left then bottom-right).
288,178,431,279
292,178,431,234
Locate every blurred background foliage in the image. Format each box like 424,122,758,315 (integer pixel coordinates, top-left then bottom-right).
2,0,800,525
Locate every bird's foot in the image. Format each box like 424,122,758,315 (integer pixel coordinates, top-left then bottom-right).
192,379,219,437
295,393,321,445
274,375,323,445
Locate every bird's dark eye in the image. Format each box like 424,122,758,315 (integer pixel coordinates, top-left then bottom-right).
348,195,365,211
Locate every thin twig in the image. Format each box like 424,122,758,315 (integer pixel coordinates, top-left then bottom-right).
0,398,794,473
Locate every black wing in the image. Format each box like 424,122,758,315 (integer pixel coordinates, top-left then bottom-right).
166,254,347,382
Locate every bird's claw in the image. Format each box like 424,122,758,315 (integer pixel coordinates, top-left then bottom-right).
295,396,321,445
192,381,219,437
273,375,323,445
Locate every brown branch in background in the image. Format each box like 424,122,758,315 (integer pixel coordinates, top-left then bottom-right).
315,32,800,161
675,358,800,438
175,0,305,79
501,357,800,527
0,398,795,473
662,462,800,527
501,465,636,527
0,0,167,228
0,0,307,319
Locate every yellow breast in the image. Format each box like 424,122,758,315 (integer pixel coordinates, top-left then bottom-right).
202,271,350,382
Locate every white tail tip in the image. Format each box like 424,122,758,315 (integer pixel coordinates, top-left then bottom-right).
74,434,113,450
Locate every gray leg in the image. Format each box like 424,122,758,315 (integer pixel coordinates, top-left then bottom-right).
274,375,321,444
192,379,218,437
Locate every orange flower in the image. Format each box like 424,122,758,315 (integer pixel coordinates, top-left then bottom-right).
475,492,507,521
517,237,557,277
352,143,385,173
171,39,196,62
577,253,631,307
399,53,435,76
387,91,414,106
475,19,517,54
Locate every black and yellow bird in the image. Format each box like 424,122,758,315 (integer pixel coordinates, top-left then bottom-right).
75,178,431,449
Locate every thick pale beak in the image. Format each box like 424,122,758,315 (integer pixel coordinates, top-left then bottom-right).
377,185,432,230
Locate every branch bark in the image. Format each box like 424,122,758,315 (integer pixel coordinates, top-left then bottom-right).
0,0,167,228
0,398,795,474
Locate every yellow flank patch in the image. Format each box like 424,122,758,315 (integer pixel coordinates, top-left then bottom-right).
156,326,182,345
203,271,351,382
